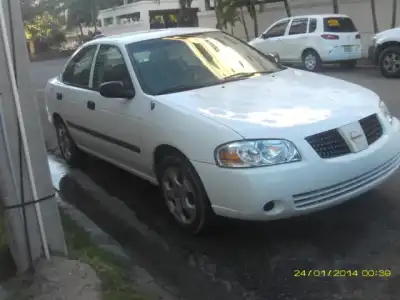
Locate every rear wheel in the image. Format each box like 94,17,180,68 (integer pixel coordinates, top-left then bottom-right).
55,118,86,167
378,46,400,78
158,153,213,234
302,49,322,72
340,59,357,69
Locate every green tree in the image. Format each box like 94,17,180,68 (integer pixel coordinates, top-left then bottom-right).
283,0,291,17
332,0,339,13
215,0,250,41
370,0,378,33
391,0,397,28
21,0,66,49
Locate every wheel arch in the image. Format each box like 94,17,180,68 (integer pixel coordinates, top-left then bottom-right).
153,144,191,181
52,113,63,124
376,41,400,60
301,47,319,59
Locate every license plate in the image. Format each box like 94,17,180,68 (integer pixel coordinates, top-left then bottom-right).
343,45,353,52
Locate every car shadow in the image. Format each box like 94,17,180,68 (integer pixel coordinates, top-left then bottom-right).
57,154,400,300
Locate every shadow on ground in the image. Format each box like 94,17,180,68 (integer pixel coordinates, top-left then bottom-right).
54,153,400,300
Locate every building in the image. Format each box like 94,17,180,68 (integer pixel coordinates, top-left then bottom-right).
97,0,400,57
97,0,215,35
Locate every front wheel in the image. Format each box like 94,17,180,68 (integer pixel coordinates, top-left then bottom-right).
378,46,400,78
302,50,322,72
158,154,213,234
55,119,86,167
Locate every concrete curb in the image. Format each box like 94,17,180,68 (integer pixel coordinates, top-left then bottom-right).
57,195,179,300
57,167,250,300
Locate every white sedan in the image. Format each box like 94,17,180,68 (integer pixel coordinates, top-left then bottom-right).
45,27,400,234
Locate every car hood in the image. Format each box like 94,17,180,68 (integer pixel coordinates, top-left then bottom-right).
156,68,380,140
375,27,400,39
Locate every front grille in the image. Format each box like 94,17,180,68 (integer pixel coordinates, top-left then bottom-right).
305,129,351,159
359,114,383,145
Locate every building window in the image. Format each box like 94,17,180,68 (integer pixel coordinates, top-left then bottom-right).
104,17,114,26
117,12,141,24
205,0,215,11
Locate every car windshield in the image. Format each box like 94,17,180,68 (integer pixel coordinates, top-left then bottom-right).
323,17,357,33
125,31,284,95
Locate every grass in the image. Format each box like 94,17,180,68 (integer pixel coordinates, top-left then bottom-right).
0,207,146,299
60,211,148,300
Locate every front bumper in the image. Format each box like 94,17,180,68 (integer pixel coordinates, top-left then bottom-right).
193,117,400,221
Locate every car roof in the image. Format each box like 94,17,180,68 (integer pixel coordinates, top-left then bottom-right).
85,27,220,46
291,13,350,19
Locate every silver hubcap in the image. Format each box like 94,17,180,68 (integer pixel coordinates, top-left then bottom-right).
304,54,317,70
383,52,400,73
58,125,72,160
161,167,197,225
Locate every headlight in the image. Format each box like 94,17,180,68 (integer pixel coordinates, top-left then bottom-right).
215,139,301,168
371,36,377,46
379,101,393,124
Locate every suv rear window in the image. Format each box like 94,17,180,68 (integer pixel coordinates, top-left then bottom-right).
323,17,357,32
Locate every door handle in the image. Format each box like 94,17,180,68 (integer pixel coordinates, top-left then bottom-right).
56,92,63,100
87,101,95,110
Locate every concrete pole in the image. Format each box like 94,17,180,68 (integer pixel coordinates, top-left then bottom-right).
0,0,67,272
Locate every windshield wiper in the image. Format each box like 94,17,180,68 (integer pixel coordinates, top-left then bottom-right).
223,71,273,80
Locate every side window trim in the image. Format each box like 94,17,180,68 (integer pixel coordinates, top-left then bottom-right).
61,44,99,90
92,43,135,93
89,45,102,89
284,18,294,36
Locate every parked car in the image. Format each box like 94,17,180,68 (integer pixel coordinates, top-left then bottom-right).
369,27,400,78
249,14,362,72
45,27,400,234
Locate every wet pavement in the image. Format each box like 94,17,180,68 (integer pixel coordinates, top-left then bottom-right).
41,65,400,300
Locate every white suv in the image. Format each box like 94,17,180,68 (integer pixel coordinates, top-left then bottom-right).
249,14,362,72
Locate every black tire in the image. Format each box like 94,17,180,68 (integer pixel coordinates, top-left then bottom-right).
302,49,322,72
158,153,213,234
378,46,400,78
54,118,86,167
340,59,358,69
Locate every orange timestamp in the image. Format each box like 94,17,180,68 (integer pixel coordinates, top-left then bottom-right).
293,269,392,278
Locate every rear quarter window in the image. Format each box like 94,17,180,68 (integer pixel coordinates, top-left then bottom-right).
323,17,357,32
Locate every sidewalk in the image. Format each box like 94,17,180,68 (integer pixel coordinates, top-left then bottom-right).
0,195,178,300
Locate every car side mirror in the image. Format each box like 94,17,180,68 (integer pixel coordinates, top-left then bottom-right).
266,52,281,64
99,81,135,99
261,33,268,39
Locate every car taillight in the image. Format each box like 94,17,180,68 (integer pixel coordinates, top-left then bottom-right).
321,34,339,40
355,33,361,39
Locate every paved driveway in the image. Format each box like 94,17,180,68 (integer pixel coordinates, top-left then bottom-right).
30,58,68,90
42,65,400,300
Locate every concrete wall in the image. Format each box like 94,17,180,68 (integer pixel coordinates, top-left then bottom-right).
199,0,400,57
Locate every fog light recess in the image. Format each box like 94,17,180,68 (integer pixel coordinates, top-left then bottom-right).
263,201,275,212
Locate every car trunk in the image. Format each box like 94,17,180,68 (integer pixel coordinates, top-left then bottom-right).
322,16,360,45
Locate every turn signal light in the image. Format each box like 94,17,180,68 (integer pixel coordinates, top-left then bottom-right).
321,34,339,40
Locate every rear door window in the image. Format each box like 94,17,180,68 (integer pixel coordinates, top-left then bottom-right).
288,18,308,35
323,17,357,32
